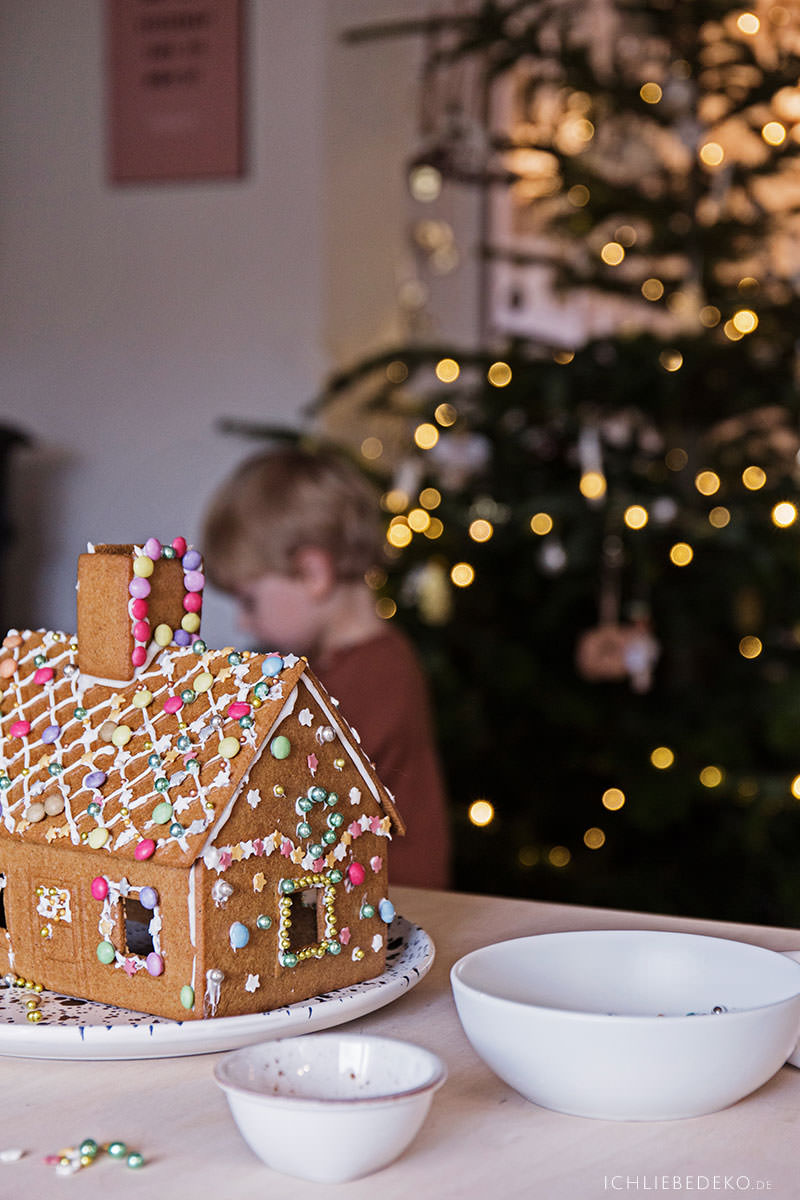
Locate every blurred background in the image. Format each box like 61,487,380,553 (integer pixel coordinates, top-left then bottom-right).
4,0,800,925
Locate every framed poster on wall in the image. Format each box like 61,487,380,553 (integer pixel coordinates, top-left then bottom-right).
107,0,245,183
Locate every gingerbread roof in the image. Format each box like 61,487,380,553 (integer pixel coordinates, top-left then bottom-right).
0,628,400,867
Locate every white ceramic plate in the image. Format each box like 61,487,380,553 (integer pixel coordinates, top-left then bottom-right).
0,916,433,1061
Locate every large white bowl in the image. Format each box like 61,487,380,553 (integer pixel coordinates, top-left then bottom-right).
451,929,800,1121
214,1032,447,1182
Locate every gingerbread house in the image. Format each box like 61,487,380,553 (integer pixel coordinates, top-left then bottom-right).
0,540,404,1021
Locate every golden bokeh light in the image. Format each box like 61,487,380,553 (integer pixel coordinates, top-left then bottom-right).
468,799,495,827
424,517,444,539
361,436,383,461
670,542,694,566
435,357,460,383
600,241,625,265
567,184,590,206
742,466,766,490
642,277,665,301
659,349,683,372
579,471,607,500
695,470,720,496
407,508,431,533
732,308,758,333
386,520,412,549
414,422,440,450
434,402,458,426
409,163,442,202
737,11,760,33
602,787,626,811
553,349,575,364
375,596,397,620
487,361,512,387
791,775,800,801
639,82,663,104
382,488,409,513
518,845,540,867
739,635,763,659
700,305,721,327
624,505,649,530
386,360,408,383
584,827,606,849
650,746,675,769
548,846,572,868
762,121,787,146
709,506,731,528
469,518,494,543
723,319,744,341
772,501,798,527
419,486,442,509
665,448,688,471
530,512,554,535
450,562,475,587
699,765,724,788
699,141,725,167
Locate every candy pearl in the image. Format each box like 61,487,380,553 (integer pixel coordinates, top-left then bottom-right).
329,869,343,884
219,736,240,759
181,612,201,634
34,654,47,667
96,941,115,965
107,1142,127,1159
256,914,272,930
192,639,206,655
41,723,61,744
154,776,169,792
296,822,312,839
26,802,46,823
229,922,250,950
143,537,162,559
91,876,109,901
131,646,147,668
172,536,188,557
129,577,151,600
227,701,251,720
270,735,291,760
361,903,376,919
379,898,395,924
348,862,366,886
132,619,149,643
183,591,202,614
145,952,163,977
84,770,107,790
152,801,173,824
174,629,191,646
134,838,156,861
133,555,154,578
162,545,176,559
183,570,204,592
130,597,148,620
169,822,184,838
261,655,283,677
126,1152,145,1169
280,951,298,968
163,695,183,714
154,623,173,647
111,725,132,748
327,940,342,955
181,688,196,704
182,548,202,571
9,720,30,739
227,652,242,667
79,1139,98,1159
74,705,88,720
86,801,101,817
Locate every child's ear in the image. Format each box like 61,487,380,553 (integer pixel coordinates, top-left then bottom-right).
293,546,336,599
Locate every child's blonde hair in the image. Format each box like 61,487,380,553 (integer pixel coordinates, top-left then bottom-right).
203,445,385,590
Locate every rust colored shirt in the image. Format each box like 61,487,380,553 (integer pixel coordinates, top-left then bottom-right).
316,627,452,889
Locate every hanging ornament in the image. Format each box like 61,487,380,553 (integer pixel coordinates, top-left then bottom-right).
575,540,660,691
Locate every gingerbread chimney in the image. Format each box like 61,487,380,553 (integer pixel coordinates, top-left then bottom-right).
76,538,203,681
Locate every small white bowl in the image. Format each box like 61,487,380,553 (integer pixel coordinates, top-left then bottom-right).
214,1032,447,1182
451,929,800,1121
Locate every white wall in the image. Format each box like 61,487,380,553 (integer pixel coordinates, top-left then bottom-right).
0,0,435,648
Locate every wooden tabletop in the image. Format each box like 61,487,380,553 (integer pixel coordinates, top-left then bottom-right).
3,886,800,1198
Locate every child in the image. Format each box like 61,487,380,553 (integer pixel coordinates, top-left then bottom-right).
202,444,452,889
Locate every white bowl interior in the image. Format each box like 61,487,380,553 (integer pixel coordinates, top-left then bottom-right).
215,1032,445,1104
452,930,800,1018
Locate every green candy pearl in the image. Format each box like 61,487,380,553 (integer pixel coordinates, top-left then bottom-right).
253,681,269,701
170,822,185,838
107,1141,127,1159
328,869,343,884
279,879,295,894
325,792,339,807
192,639,206,655
328,812,344,828
154,776,169,792
361,904,376,919
181,688,197,704
327,940,342,955
296,797,313,814
87,801,101,817
309,786,327,803
322,830,337,845
126,1152,145,1169
148,753,161,769
296,822,312,839
239,715,254,729
79,1139,98,1158
73,706,87,720
176,735,192,751
34,654,47,667
228,652,242,666
280,951,298,968
309,844,324,859
162,546,176,559
256,914,272,930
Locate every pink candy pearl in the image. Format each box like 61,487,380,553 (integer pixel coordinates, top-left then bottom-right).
91,876,109,900
172,537,187,557
131,598,148,620
143,537,162,559
348,862,366,886
129,577,151,600
133,620,150,643
131,646,147,667
163,695,183,714
183,592,202,613
135,838,156,861
184,570,204,593
227,701,251,720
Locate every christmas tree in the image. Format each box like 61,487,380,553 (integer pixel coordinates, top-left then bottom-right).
228,1,800,923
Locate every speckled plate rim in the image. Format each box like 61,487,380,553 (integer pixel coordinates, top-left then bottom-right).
0,916,434,1061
